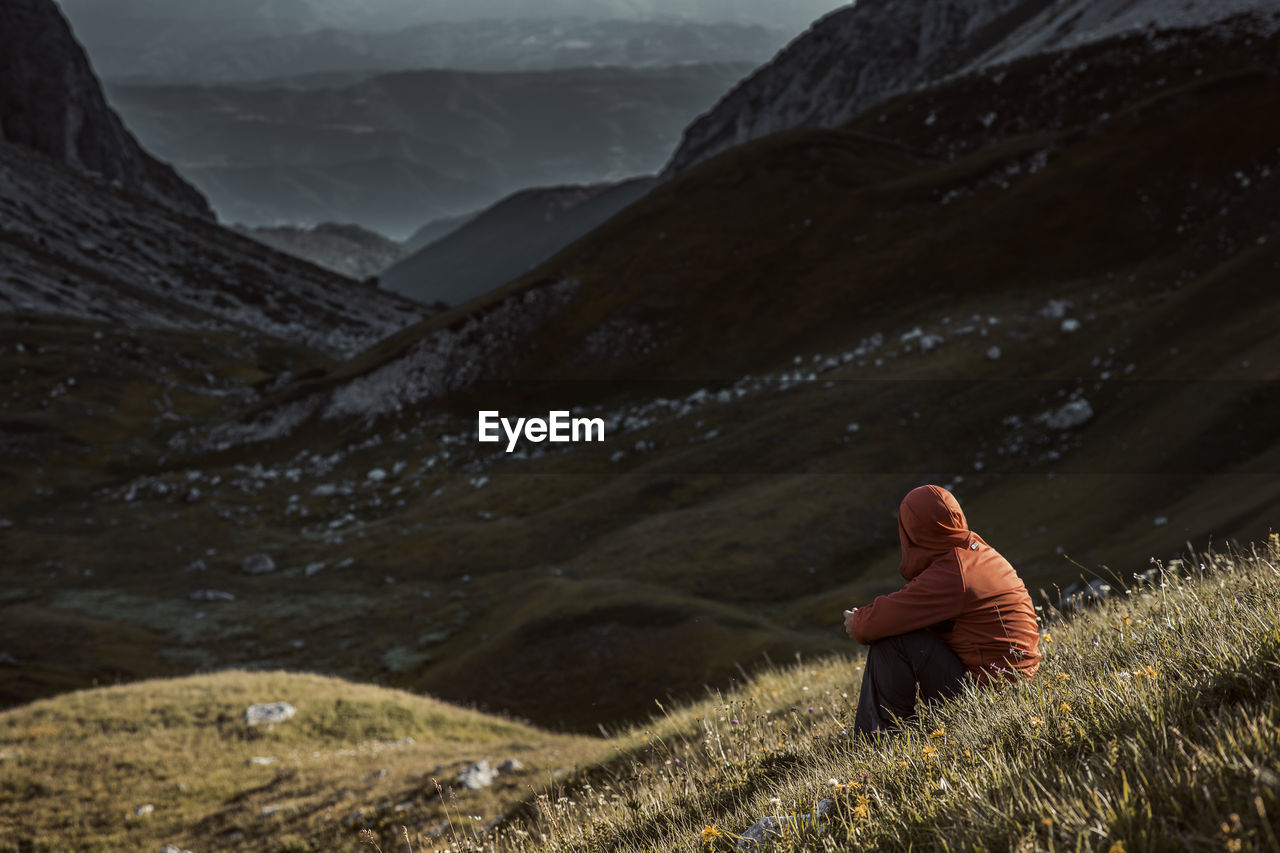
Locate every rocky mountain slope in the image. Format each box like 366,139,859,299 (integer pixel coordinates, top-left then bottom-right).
0,139,426,357
234,222,408,281
5,17,1275,741
106,63,753,237
381,178,654,306
0,0,211,218
665,0,1280,174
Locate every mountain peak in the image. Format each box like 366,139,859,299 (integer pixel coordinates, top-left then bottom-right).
0,0,213,219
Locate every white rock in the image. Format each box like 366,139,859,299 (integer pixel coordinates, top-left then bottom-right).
244,702,296,726
1038,398,1094,430
986,346,1002,360
157,846,193,853
457,760,497,790
135,803,155,817
1060,318,1081,333
241,553,276,575
498,758,525,773
367,468,388,482
304,561,326,577
248,756,278,766
189,589,235,602
1153,516,1169,527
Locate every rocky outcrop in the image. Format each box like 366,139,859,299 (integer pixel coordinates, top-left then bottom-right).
0,0,212,219
665,0,1280,175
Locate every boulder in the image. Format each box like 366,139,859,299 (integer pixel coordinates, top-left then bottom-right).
243,702,296,727
736,798,834,851
241,553,276,575
456,760,496,790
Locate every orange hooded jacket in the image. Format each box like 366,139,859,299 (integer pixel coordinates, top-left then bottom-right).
849,485,1041,681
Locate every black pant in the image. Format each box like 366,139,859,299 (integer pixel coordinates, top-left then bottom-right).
853,630,968,735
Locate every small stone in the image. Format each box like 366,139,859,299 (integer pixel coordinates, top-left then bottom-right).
736,799,834,851
189,589,235,602
158,846,193,853
304,561,326,577
1153,516,1169,527
456,760,496,790
986,346,1002,360
367,468,388,481
248,756,278,766
182,559,207,573
497,759,524,774
260,805,281,818
241,553,276,575
134,803,155,817
243,702,296,726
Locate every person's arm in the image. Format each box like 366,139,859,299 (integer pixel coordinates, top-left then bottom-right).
847,560,966,645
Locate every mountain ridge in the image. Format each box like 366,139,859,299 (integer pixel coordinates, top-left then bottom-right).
665,0,1280,175
0,0,212,219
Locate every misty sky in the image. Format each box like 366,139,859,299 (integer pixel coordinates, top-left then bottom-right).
59,0,852,33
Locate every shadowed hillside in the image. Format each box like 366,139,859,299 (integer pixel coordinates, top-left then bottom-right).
4,17,1275,741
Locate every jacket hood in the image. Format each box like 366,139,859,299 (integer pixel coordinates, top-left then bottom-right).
897,485,984,580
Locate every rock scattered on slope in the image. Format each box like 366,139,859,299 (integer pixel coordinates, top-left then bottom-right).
456,759,497,790
736,798,835,850
240,553,276,575
243,702,296,727
189,589,235,602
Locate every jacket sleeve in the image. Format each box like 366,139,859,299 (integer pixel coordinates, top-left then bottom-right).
850,558,967,645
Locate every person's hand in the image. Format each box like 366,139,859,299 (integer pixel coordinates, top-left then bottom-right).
843,608,858,638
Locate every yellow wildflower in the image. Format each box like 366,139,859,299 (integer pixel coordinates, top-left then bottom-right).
1030,716,1045,726
921,745,938,761
853,793,871,820
1108,842,1125,853
700,824,724,843
1059,703,1071,713
930,726,947,739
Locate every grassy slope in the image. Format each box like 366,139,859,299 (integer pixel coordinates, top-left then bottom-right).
477,542,1280,853
5,543,1277,852
0,671,603,853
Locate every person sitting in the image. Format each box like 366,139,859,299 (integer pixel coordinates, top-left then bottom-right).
843,484,1041,735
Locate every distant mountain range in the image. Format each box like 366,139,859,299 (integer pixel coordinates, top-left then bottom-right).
106,63,754,238
58,16,793,83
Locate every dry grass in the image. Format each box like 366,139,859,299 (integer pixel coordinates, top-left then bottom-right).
449,541,1280,853
0,671,604,853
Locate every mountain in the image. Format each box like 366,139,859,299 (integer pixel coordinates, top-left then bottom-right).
5,14,1274,739
0,0,211,218
403,210,479,255
0,138,425,357
61,17,792,84
105,63,754,238
381,179,654,306
665,0,1280,175
234,222,408,281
